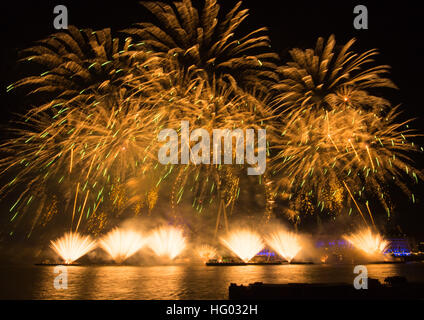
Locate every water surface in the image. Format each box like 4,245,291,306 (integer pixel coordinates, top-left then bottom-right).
1,263,424,299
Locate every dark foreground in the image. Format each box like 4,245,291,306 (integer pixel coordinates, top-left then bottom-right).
2,263,424,299
229,277,424,299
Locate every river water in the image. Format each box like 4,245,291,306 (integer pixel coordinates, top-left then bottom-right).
1,263,424,299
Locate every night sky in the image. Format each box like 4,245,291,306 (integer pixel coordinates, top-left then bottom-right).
0,1,423,239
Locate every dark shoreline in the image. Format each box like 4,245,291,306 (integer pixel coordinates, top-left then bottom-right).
229,277,424,300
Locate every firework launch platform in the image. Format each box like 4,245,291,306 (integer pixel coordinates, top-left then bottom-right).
35,263,81,266
206,258,314,266
206,261,284,266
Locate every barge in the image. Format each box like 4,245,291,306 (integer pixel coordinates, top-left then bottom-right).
206,261,283,266
206,258,314,266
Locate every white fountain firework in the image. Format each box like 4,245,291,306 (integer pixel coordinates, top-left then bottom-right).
343,228,389,257
100,228,146,263
221,229,264,263
50,232,97,264
196,244,218,262
148,226,187,260
266,230,302,263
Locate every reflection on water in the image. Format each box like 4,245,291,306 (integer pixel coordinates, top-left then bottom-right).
1,263,424,300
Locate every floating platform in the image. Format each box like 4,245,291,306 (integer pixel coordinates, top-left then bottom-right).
206,261,283,266
229,277,424,299
35,263,82,266
206,259,314,267
34,263,137,267
205,260,315,266
367,260,406,264
288,261,314,265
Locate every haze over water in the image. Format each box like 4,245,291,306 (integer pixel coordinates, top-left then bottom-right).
1,263,424,300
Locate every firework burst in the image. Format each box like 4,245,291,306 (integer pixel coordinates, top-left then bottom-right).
273,35,396,112
1,5,422,237
8,26,160,115
271,105,422,220
0,95,166,233
124,0,279,91
125,65,278,226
